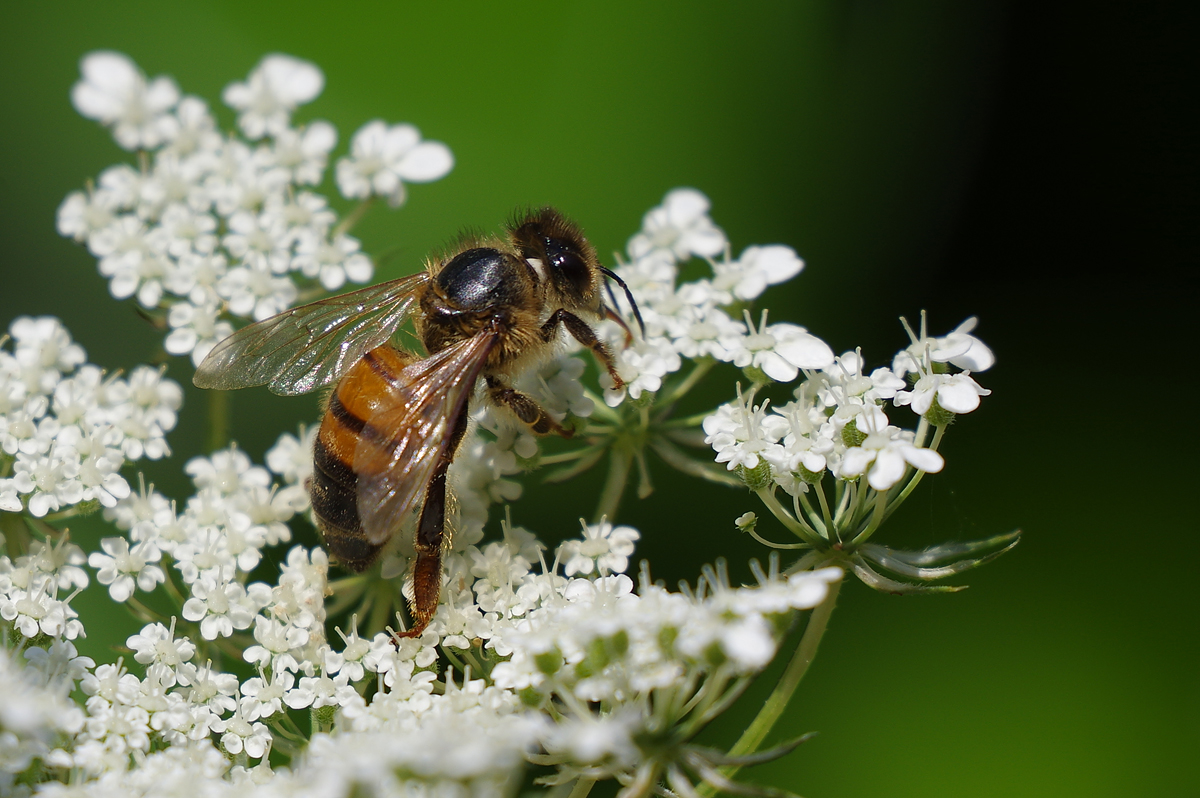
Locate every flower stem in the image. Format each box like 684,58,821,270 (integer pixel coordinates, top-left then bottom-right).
659,358,715,408
593,444,634,523
881,424,945,525
697,577,842,796
333,196,378,238
754,488,822,547
567,776,598,798
207,389,229,453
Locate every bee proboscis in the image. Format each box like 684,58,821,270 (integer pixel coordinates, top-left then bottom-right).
194,208,641,638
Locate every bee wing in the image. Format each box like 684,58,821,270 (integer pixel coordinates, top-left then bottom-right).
354,329,500,545
193,273,429,396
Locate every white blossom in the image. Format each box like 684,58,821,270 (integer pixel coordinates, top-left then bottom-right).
558,521,640,576
71,51,180,150
222,54,324,139
628,188,727,262
336,120,454,206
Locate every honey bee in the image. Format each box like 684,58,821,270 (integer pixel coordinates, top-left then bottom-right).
193,208,642,638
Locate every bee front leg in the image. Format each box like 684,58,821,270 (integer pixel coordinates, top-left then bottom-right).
541,309,625,390
486,375,574,438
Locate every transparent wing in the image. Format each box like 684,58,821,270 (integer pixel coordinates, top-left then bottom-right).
354,330,500,545
193,273,429,396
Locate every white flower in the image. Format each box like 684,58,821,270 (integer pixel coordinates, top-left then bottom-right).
703,390,789,472
71,51,180,150
265,426,316,486
56,188,120,244
223,54,325,139
211,702,271,758
602,336,682,407
239,668,295,720
838,424,944,490
628,188,727,262
731,310,834,383
896,371,991,416
670,303,746,361
182,576,266,640
242,615,309,672
711,244,805,302
268,121,337,185
285,669,355,710
88,537,165,602
164,299,234,366
558,521,640,576
9,316,87,386
290,230,374,290
126,621,196,686
336,120,454,206
217,263,299,321
893,315,995,378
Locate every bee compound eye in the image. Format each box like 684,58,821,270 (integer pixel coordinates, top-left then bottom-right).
545,238,592,298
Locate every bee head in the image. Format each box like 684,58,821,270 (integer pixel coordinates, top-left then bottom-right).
509,207,600,306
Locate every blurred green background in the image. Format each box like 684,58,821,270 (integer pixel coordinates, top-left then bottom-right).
1,2,1193,796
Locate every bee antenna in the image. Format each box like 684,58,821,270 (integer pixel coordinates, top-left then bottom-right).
599,266,646,337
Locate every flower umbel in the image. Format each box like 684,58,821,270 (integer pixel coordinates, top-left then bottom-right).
0,49,1015,798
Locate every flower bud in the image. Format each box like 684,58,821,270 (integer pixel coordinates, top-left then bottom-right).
734,512,758,534
574,638,611,678
736,460,773,491
924,395,956,427
519,686,544,707
631,390,656,409
312,705,336,730
741,365,771,385
795,464,825,485
841,418,866,448
658,626,678,656
535,647,563,676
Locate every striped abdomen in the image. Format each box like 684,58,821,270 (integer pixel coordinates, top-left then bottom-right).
310,345,415,571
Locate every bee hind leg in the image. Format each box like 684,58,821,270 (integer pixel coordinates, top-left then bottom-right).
486,375,574,438
394,403,469,641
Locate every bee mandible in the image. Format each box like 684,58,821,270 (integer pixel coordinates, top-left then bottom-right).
193,208,642,638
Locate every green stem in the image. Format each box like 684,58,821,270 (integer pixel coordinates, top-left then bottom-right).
794,489,828,541
207,389,229,453
754,488,822,547
367,579,396,637
812,481,837,543
658,358,715,408
593,444,634,523
848,489,889,548
333,196,378,238
881,424,945,525
539,443,607,466
567,777,598,798
698,577,842,796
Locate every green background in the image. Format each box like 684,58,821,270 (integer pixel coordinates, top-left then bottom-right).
1,2,1192,796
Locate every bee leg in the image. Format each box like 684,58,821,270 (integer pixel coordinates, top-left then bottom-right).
541,309,625,389
394,403,470,640
486,376,574,438
604,306,635,347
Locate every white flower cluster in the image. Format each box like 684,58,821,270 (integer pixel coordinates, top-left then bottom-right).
4,441,841,796
0,316,181,517
491,565,842,784
58,52,452,366
704,320,992,494
602,188,835,405
0,642,88,790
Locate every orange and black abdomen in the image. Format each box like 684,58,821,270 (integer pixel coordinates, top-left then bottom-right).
310,345,415,571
